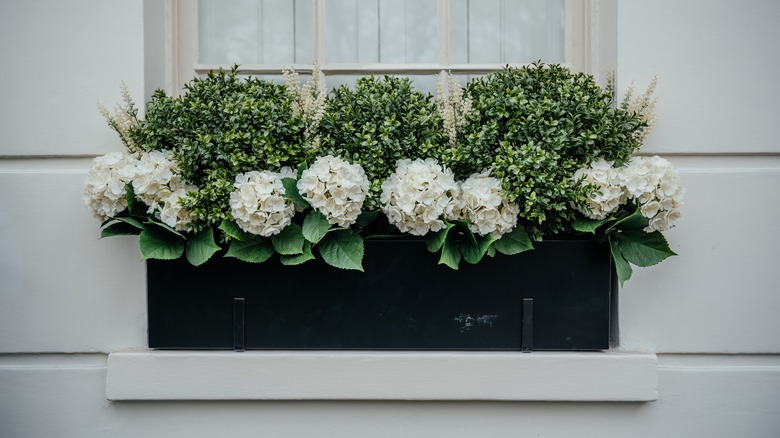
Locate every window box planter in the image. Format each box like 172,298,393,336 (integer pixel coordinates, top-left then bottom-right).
147,238,615,351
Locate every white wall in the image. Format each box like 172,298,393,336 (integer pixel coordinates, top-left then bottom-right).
2,0,780,436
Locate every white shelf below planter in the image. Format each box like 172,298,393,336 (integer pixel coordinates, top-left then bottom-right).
106,350,657,402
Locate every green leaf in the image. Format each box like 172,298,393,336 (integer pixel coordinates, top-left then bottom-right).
106,215,145,231
125,184,137,214
280,241,315,266
616,230,677,267
319,230,364,271
225,237,274,263
426,222,454,253
354,211,379,228
572,217,607,234
139,227,184,260
610,206,649,232
100,221,142,238
609,236,633,287
302,210,331,244
486,245,497,258
185,228,221,266
144,219,186,239
493,225,533,256
439,237,461,270
270,223,305,255
219,219,250,241
461,235,496,264
281,177,310,209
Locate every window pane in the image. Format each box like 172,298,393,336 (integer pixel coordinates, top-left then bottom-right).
199,0,314,64
326,75,438,94
449,0,564,64
325,0,438,64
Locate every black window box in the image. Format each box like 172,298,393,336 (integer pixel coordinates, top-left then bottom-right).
147,238,616,351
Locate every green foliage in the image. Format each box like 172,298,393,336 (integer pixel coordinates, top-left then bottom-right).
281,177,310,209
492,226,534,256
438,237,461,270
461,235,496,265
319,76,447,210
96,64,675,284
133,67,309,228
319,230,364,271
614,231,676,267
139,227,185,260
280,241,315,266
426,223,454,253
270,223,305,255
225,237,274,263
185,228,220,266
444,63,646,238
609,238,633,287
302,211,331,244
599,204,675,286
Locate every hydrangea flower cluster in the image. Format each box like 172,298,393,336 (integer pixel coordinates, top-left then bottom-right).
84,151,197,230
458,171,520,238
622,156,684,232
297,155,370,227
572,158,627,220
574,156,683,232
229,169,295,237
83,152,136,220
380,159,461,236
158,183,198,231
132,151,178,212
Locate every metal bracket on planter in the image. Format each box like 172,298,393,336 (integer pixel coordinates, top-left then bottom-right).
234,298,246,352
521,298,533,352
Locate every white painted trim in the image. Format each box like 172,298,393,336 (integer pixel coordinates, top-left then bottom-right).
192,63,573,76
565,0,590,73
106,350,658,401
172,0,198,94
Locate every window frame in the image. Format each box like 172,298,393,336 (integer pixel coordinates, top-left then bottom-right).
165,0,597,94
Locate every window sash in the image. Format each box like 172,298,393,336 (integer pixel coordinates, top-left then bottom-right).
170,0,591,92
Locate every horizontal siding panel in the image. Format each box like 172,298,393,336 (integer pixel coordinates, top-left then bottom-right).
620,166,780,352
0,170,145,353
618,0,780,154
1,355,779,437
0,0,144,156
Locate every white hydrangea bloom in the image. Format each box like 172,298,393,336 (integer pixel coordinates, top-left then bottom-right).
380,158,461,236
458,171,520,238
297,155,370,227
132,151,179,213
620,156,684,232
159,181,198,231
572,158,627,220
83,152,138,220
229,170,295,237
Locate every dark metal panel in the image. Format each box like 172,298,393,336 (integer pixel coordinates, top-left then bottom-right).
148,239,612,350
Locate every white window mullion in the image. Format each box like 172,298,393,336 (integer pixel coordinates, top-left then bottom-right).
315,0,325,64
564,0,589,73
437,0,449,67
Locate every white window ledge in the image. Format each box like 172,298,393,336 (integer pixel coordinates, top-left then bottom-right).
106,350,657,402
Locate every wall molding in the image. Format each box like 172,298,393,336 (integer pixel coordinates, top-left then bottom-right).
106,349,658,402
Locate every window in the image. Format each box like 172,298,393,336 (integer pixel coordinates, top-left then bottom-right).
171,0,592,93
